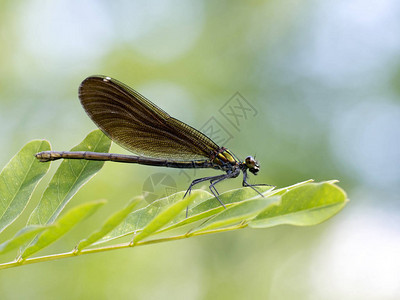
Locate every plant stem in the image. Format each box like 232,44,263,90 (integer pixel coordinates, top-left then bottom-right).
0,224,247,270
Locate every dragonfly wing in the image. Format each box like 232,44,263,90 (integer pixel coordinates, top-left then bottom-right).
79,76,220,160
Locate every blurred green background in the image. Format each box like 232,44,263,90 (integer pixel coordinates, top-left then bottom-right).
0,1,399,299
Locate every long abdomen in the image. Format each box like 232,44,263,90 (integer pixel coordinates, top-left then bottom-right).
35,151,214,169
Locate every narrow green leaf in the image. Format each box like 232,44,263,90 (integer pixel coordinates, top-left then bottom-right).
97,180,317,244
98,190,211,244
131,191,201,245
0,140,51,233
26,130,111,227
188,196,281,235
150,181,313,234
262,179,315,198
157,185,275,234
0,225,49,255
21,200,106,259
249,182,348,228
76,197,142,251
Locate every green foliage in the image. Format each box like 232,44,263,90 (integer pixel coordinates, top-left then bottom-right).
249,182,347,228
27,130,111,227
131,190,204,245
21,200,106,260
99,190,212,243
0,226,49,255
0,140,50,233
0,133,348,270
188,196,281,235
76,197,142,251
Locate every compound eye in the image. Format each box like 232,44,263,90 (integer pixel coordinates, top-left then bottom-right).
245,156,256,168
245,156,260,175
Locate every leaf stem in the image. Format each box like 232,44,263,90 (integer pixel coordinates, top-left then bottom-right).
0,224,247,270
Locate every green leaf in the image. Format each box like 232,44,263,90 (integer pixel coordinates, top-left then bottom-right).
157,185,275,234
98,190,211,244
26,130,111,227
249,182,348,228
154,181,313,234
76,197,142,251
131,190,202,245
261,179,315,198
0,225,49,255
188,196,281,235
0,140,51,233
21,200,106,259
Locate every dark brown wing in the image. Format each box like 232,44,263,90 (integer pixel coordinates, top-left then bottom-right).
78,76,220,160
